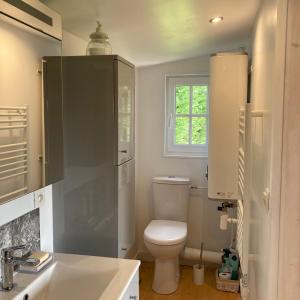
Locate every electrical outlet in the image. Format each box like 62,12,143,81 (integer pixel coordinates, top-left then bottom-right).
34,189,45,208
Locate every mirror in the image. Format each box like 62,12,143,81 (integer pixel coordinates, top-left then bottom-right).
0,15,63,204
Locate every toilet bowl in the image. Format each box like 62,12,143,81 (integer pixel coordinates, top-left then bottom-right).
144,176,190,294
144,220,187,294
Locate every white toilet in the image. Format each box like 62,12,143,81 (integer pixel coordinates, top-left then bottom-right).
144,176,191,294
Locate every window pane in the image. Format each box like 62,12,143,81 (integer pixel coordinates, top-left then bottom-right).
175,117,189,144
192,86,208,114
192,117,206,144
176,86,190,114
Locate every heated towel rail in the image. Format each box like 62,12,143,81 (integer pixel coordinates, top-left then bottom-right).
0,106,28,202
236,106,246,266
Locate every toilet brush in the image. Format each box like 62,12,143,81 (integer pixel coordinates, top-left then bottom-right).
193,242,205,285
199,242,204,269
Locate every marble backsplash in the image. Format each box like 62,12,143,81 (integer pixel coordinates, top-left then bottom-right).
0,209,40,252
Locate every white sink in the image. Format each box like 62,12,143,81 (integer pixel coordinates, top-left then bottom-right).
0,253,140,300
14,257,117,300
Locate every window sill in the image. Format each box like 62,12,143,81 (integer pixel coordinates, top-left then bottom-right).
163,152,208,159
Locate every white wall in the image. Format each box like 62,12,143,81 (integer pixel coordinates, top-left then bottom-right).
277,0,300,298
247,0,287,299
136,56,233,254
62,30,86,56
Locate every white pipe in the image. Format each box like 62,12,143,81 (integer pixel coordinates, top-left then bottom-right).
220,213,238,230
228,218,238,224
182,247,222,264
190,186,208,190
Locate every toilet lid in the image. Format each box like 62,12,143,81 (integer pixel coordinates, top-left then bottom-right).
144,220,187,246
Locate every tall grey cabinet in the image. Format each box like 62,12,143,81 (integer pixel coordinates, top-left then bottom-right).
47,55,135,258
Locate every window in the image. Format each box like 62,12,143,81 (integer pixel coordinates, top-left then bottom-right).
165,75,209,157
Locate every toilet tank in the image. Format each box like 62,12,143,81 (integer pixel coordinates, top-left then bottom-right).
152,176,191,222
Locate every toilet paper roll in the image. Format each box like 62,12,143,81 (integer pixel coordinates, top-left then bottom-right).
220,213,228,230
219,272,232,280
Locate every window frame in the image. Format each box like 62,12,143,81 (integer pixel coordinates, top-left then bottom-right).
164,75,209,158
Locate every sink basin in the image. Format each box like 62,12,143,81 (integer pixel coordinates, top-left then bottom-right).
0,253,140,300
15,258,116,300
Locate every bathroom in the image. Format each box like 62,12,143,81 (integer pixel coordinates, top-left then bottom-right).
0,0,299,299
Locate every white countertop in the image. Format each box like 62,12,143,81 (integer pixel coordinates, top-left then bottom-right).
0,253,140,300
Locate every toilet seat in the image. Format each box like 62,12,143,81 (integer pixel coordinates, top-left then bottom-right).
144,220,187,246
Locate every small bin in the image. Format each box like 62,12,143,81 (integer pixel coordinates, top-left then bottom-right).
215,270,240,293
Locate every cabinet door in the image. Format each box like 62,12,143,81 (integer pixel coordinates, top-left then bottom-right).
121,270,139,300
118,159,135,258
42,57,64,186
116,60,135,165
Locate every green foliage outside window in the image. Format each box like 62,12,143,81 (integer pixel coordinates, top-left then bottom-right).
176,86,189,114
175,117,189,144
193,86,207,114
175,85,208,145
192,117,206,144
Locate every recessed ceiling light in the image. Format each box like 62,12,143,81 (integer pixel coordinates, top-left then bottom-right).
209,16,224,24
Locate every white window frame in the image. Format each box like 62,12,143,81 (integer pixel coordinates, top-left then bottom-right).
164,75,209,158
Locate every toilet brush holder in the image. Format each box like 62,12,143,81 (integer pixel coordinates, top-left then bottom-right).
193,264,205,285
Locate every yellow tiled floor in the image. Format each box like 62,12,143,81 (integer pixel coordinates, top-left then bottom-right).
139,262,241,300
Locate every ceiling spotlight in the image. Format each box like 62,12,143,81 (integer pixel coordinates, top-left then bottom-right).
209,16,224,24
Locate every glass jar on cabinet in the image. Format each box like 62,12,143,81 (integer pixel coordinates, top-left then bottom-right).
86,21,112,55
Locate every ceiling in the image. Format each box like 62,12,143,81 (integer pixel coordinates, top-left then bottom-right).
42,0,261,66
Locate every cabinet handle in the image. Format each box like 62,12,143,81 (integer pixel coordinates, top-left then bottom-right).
129,296,137,300
120,150,127,153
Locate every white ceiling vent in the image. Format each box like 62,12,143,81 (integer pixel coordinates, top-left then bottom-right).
0,0,62,40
